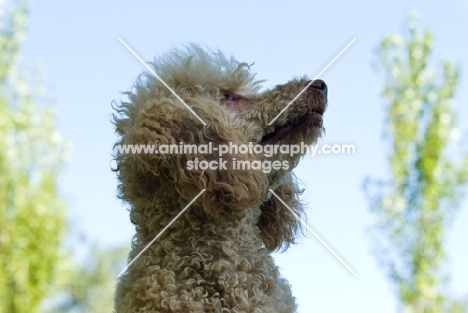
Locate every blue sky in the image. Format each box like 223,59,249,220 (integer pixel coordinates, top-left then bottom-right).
20,1,468,312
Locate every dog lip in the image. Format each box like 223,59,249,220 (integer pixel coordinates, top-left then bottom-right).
311,100,327,116
260,112,323,145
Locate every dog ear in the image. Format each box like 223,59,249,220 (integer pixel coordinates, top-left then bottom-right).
257,172,305,252
174,97,269,217
113,96,268,218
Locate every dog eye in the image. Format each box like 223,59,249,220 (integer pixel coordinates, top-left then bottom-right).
224,94,234,101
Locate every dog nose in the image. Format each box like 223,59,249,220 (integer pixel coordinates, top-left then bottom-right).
309,79,327,98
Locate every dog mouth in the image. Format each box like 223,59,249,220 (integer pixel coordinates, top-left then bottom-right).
259,109,324,145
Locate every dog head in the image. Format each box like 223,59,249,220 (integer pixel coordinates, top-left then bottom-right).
113,44,327,250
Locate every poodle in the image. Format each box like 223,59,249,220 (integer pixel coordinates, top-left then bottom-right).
113,44,328,313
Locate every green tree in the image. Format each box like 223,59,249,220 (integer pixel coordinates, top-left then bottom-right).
364,13,468,313
0,0,68,312
43,242,128,313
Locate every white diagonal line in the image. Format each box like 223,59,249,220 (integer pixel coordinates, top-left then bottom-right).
268,38,356,125
118,37,207,126
117,189,206,277
269,189,357,276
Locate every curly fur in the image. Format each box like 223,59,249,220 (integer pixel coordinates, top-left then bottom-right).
113,44,327,313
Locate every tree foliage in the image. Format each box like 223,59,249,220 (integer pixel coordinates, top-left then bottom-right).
43,243,128,313
0,0,68,312
364,12,468,313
